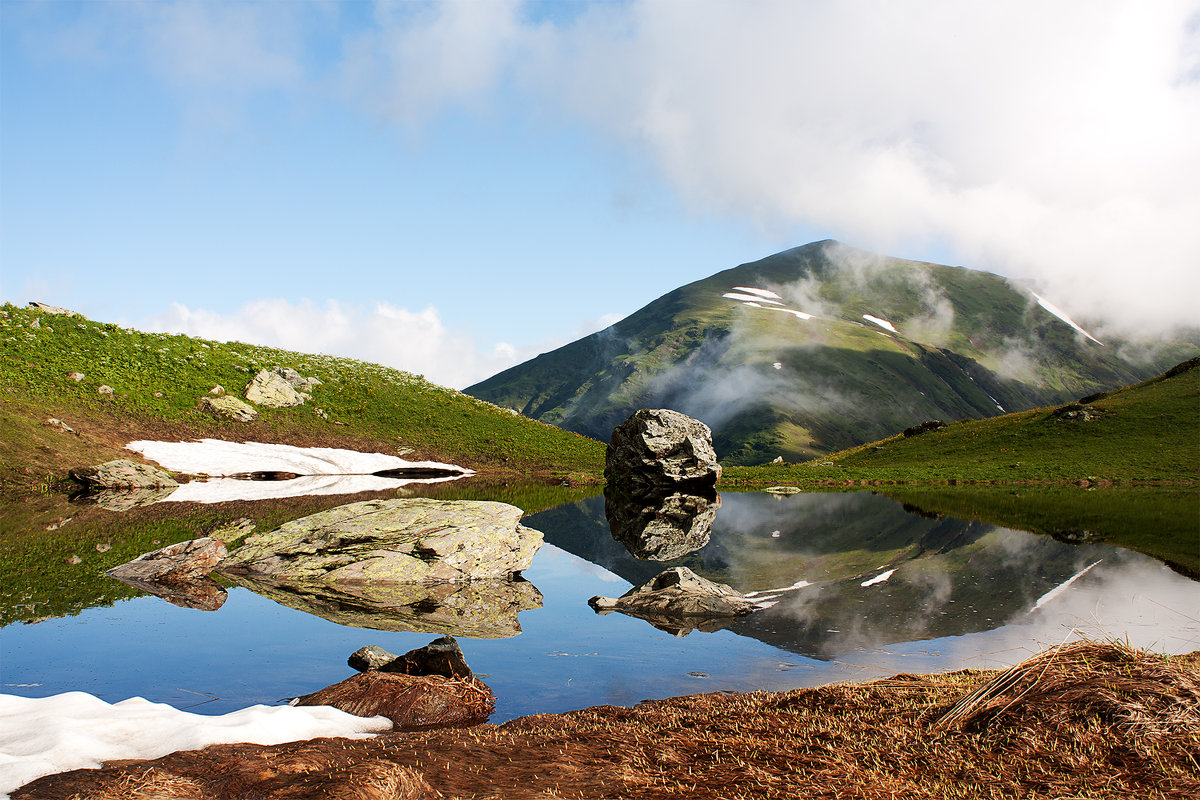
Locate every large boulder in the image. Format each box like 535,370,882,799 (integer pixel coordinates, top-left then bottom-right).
70,459,178,490
220,498,542,584
604,484,720,561
198,395,258,422
605,409,721,491
589,567,759,633
244,369,305,408
293,672,495,729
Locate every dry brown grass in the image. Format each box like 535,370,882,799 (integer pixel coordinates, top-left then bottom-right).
16,642,1199,800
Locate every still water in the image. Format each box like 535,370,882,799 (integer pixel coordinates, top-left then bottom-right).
2,490,1196,722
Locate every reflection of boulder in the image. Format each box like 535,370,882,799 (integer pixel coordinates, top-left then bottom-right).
220,499,542,583
224,572,543,639
605,409,721,491
589,567,758,636
75,486,177,511
106,538,229,611
604,484,719,561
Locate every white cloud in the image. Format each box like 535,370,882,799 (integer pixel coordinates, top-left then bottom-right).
147,299,527,389
332,0,1200,336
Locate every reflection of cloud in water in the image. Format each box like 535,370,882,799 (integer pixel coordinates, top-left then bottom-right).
535,543,627,583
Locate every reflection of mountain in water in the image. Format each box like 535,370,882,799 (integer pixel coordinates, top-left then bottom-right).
524,491,1149,659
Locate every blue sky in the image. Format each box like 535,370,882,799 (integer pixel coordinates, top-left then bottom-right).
3,1,1198,387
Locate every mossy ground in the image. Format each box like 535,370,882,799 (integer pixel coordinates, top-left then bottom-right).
0,304,604,492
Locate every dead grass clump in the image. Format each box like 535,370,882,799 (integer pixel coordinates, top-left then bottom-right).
294,672,496,729
14,642,1199,800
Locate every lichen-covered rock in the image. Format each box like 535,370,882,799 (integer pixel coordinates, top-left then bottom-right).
108,538,227,584
605,409,721,490
589,567,758,622
198,394,258,422
221,499,542,584
70,459,178,490
604,485,719,561
244,369,305,408
294,671,495,729
106,538,229,611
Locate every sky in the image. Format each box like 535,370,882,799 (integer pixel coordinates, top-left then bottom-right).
2,0,1198,389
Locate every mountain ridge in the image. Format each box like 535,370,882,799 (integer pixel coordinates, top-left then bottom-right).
467,241,1198,464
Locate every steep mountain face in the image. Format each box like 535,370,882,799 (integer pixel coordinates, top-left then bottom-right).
466,241,1197,464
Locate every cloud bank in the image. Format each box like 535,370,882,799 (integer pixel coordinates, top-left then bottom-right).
149,299,523,389
341,0,1200,336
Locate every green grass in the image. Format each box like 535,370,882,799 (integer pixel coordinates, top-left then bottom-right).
723,358,1199,485
0,303,605,490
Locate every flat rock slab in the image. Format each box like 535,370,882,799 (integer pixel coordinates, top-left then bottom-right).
220,498,542,584
198,395,258,422
108,538,228,584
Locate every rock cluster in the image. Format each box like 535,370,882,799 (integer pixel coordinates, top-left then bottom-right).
348,636,473,679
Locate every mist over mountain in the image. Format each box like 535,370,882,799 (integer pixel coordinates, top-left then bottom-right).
466,241,1198,464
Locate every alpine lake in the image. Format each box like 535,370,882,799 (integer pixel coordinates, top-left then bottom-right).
2,479,1197,724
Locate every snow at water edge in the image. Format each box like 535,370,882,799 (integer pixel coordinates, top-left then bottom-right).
0,692,390,796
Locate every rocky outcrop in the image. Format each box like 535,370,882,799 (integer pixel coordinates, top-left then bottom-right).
902,419,945,437
589,567,759,633
604,485,719,561
605,409,721,491
27,301,79,317
244,369,306,408
293,672,495,729
70,459,178,490
198,395,258,422
106,538,229,611
223,571,543,639
220,499,542,584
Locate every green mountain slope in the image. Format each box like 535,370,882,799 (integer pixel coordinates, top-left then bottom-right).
466,241,1198,464
0,304,604,490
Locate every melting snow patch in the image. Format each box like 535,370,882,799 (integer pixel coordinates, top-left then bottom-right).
1030,560,1103,612
745,580,812,598
724,291,784,305
861,569,896,587
773,362,783,370
862,314,898,333
124,440,473,503
731,286,783,300
774,308,813,320
1032,293,1104,346
0,692,390,795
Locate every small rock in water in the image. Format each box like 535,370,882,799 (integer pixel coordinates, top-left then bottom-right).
349,645,399,672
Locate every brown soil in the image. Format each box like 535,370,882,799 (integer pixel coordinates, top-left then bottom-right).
15,642,1200,800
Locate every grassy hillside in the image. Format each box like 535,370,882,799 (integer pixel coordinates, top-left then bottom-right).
724,357,1200,485
0,303,604,491
468,241,1197,464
